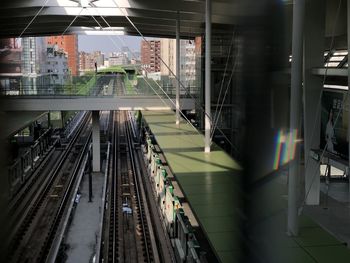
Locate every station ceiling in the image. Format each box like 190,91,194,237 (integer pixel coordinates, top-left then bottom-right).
0,0,292,39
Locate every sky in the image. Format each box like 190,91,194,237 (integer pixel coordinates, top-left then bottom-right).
78,35,143,55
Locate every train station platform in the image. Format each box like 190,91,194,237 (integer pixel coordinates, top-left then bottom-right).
0,111,46,139
142,111,350,263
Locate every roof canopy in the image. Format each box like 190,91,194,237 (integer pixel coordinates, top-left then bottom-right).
0,0,276,38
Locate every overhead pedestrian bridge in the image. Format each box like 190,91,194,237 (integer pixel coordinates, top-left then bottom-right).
0,74,196,111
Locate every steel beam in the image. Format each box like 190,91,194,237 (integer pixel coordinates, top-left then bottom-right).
204,0,211,153
176,11,180,125
92,111,100,172
288,0,305,237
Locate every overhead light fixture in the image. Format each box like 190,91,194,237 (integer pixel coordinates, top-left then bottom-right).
323,84,348,90
80,0,91,7
81,30,125,35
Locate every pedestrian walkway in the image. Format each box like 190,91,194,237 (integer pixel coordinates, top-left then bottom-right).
65,172,105,263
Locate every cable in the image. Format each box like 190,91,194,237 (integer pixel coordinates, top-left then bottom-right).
211,48,239,141
18,0,50,38
211,31,235,135
87,9,170,107
111,0,213,121
61,7,84,36
86,7,200,133
110,0,237,148
302,0,342,174
300,92,347,211
299,0,343,210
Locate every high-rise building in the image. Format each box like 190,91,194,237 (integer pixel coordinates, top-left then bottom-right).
22,37,47,75
159,38,196,92
141,40,161,73
46,35,78,75
0,38,21,74
21,37,71,93
160,38,176,77
92,51,104,67
109,53,129,66
121,46,131,60
0,38,22,93
133,51,141,61
79,51,95,71
0,38,18,49
79,51,107,72
181,40,196,89
46,45,69,85
79,51,87,72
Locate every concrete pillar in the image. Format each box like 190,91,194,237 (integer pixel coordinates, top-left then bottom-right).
92,111,100,172
348,0,350,189
47,111,51,128
303,0,326,205
204,0,212,153
176,11,180,125
288,0,305,236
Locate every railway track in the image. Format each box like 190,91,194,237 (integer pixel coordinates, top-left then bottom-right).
6,112,92,263
104,111,157,263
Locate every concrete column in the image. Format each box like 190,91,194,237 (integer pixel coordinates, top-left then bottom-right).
303,0,326,205
288,0,305,236
348,0,350,188
176,11,180,125
204,0,212,153
92,111,100,172
47,111,51,128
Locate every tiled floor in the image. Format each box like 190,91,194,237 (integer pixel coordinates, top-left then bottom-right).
304,181,350,249
143,110,350,263
143,111,241,262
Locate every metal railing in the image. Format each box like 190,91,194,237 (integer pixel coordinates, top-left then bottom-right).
0,74,200,99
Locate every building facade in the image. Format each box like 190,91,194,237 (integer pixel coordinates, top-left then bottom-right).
0,38,22,93
46,35,78,75
109,52,129,66
141,40,161,73
160,38,176,77
45,45,69,85
79,51,95,72
182,40,196,89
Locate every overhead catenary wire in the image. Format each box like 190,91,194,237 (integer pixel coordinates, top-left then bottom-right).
210,47,239,140
110,0,236,148
211,31,235,136
87,11,169,108
18,0,50,38
110,1,213,120
210,48,240,154
61,7,85,36
86,6,201,134
86,8,177,108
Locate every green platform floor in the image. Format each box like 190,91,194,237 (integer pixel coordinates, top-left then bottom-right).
142,111,350,263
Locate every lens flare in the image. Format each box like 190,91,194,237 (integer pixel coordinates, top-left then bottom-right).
273,129,298,170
